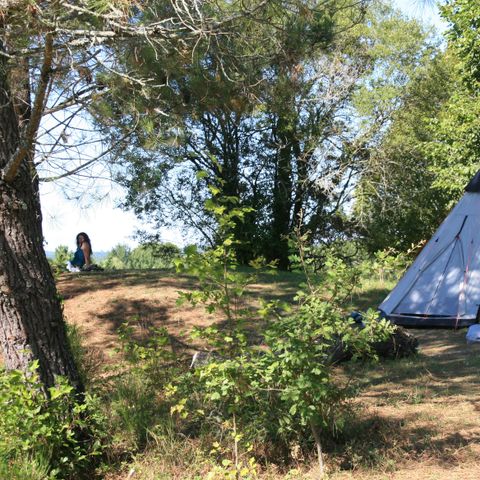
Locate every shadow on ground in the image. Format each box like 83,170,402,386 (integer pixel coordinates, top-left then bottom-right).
349,329,480,399
331,327,480,473
57,270,197,298
331,409,480,472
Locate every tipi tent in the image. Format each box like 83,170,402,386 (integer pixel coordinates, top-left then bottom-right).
379,171,480,328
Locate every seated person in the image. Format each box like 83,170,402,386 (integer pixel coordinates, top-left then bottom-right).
66,232,92,272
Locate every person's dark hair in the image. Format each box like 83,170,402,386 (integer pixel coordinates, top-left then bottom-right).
76,232,92,254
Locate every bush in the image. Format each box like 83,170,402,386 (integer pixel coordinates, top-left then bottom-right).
49,245,73,274
167,196,393,475
129,242,181,269
102,242,181,270
109,192,394,477
102,244,131,270
0,362,105,479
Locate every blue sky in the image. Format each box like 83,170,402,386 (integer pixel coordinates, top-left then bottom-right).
392,0,445,30
40,1,447,253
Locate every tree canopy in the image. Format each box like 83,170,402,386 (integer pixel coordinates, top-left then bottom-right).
92,0,441,266
1,0,324,387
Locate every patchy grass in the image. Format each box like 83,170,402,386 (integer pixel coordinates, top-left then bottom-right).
349,277,396,312
56,270,480,479
57,268,305,366
329,329,480,479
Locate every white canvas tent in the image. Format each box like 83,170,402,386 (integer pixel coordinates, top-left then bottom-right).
379,171,480,328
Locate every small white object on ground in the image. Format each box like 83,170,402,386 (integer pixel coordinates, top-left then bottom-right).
66,261,80,273
466,324,480,344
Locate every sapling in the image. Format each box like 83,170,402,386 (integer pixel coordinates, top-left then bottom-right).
168,189,392,476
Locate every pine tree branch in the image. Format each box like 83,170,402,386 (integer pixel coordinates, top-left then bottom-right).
3,32,54,183
39,126,138,182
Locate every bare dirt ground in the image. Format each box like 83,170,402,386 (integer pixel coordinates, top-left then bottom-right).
58,270,204,363
57,269,297,364
57,270,480,479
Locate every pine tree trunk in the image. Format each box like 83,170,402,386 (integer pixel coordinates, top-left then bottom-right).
271,114,293,270
0,49,82,393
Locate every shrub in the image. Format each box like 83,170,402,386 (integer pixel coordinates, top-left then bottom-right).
129,242,181,269
168,195,393,475
102,244,131,270
110,190,394,477
49,245,73,274
102,242,181,270
0,362,105,479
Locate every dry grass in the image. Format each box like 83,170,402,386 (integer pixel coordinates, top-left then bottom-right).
328,330,480,479
56,269,300,365
56,269,480,479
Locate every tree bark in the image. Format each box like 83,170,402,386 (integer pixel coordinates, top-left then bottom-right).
0,45,83,393
270,114,293,270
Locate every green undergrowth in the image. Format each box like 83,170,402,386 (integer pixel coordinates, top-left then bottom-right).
2,214,416,479
0,363,105,480
89,238,479,479
88,199,410,479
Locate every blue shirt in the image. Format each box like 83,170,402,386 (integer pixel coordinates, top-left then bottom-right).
71,247,85,267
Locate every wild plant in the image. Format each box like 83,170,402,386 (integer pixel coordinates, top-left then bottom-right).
0,362,105,479
166,192,392,477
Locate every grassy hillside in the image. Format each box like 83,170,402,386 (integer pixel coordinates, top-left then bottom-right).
54,269,480,480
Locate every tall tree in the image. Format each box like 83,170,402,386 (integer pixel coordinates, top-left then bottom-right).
423,0,480,196
0,7,83,391
100,1,435,267
101,0,373,267
0,0,262,389
354,50,455,251
348,2,453,251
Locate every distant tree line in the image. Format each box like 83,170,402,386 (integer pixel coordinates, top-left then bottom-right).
51,242,181,271
102,242,181,270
